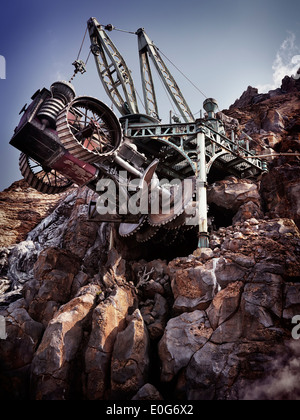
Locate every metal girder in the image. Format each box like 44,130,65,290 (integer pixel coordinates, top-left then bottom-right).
139,48,159,119
123,119,267,179
136,28,194,123
87,18,139,116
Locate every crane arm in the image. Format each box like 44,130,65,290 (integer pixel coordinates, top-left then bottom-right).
137,28,194,123
87,17,139,116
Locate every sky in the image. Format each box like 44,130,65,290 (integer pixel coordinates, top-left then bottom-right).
0,0,299,191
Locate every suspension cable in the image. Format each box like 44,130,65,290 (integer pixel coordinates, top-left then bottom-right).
77,27,88,60
156,46,208,100
104,24,136,35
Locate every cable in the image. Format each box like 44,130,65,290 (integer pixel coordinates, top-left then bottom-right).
104,24,136,35
77,27,88,61
156,47,208,100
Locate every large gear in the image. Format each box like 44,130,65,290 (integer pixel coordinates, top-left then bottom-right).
163,201,195,230
119,216,146,238
135,222,159,243
148,177,196,227
19,153,72,194
56,96,122,164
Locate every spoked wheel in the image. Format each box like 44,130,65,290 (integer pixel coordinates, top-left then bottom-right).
19,153,73,194
56,96,122,164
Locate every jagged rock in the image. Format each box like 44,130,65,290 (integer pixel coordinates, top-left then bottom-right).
132,383,163,400
283,284,300,320
229,86,259,109
261,165,300,230
0,299,44,399
62,189,100,259
261,109,285,133
158,310,213,382
84,285,136,400
169,258,219,313
26,247,81,326
31,286,100,400
145,293,169,340
206,281,244,330
208,177,261,214
232,201,264,224
214,257,248,289
0,180,71,247
111,309,150,399
185,341,235,400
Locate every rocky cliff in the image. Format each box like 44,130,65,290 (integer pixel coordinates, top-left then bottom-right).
0,74,299,400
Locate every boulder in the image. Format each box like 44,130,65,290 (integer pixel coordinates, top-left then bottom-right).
0,299,44,399
30,287,99,400
111,309,150,399
207,281,244,330
132,383,163,400
26,247,81,326
169,258,219,313
261,165,300,230
208,177,261,213
261,109,285,133
158,310,213,382
84,286,136,400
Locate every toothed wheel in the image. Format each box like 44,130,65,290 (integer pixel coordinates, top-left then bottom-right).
56,96,122,164
135,223,159,243
19,153,73,194
119,216,146,238
148,177,196,227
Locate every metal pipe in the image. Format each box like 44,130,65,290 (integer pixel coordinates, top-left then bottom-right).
113,153,143,178
196,128,209,248
243,153,300,159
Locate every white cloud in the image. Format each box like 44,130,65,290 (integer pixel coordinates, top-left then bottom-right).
257,32,300,93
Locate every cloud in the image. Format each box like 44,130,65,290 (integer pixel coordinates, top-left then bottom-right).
257,32,300,93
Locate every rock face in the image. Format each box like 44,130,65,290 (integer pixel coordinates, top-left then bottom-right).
0,180,70,248
0,73,300,400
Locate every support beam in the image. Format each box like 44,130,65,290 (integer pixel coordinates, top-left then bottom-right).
196,125,209,248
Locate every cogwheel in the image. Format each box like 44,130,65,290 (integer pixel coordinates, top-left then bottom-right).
56,96,122,164
135,223,159,243
164,200,196,231
119,216,146,238
148,177,196,227
151,228,178,246
19,153,72,194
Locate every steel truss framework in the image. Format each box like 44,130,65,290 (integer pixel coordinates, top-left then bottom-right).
123,119,267,179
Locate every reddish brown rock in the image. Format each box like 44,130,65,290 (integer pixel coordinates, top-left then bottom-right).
0,180,72,247
31,287,99,400
111,309,150,399
26,247,81,326
84,285,136,400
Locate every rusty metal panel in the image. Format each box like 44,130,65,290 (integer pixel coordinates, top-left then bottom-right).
51,152,98,186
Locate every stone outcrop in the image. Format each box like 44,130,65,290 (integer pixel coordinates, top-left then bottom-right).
0,180,71,248
0,72,300,400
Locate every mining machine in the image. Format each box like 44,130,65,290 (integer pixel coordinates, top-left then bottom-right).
10,18,268,248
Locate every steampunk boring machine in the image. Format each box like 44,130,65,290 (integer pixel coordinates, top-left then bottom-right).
10,18,268,248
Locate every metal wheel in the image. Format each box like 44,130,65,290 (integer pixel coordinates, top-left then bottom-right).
119,216,146,238
148,177,196,227
19,153,73,194
56,96,122,164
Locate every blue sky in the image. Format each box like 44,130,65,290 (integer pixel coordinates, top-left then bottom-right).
0,0,299,191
